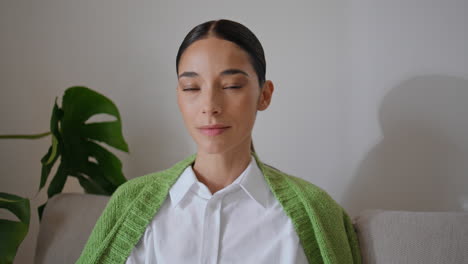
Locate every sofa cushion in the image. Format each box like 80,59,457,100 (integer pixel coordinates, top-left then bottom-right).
354,209,468,264
35,193,109,264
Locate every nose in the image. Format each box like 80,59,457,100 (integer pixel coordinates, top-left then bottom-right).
201,88,222,115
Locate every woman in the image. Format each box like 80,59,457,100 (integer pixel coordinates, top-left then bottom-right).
77,19,361,264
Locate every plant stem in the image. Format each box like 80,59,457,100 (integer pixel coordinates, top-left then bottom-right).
0,131,51,139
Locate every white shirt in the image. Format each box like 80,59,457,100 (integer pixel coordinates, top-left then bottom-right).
126,155,308,264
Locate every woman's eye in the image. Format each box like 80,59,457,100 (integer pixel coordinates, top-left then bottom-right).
182,85,242,91
182,87,200,91
224,85,242,89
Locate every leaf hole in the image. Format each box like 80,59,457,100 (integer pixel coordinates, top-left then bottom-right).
88,156,98,164
84,113,117,124
0,208,20,222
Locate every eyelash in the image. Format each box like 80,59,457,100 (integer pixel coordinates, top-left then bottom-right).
182,88,199,91
182,86,242,91
224,85,242,89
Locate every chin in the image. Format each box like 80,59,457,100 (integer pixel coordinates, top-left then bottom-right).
197,142,230,155
198,146,225,155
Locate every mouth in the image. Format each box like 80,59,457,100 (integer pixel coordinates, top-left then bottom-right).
197,124,231,136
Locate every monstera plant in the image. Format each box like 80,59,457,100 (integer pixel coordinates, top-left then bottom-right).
0,86,129,264
0,193,30,264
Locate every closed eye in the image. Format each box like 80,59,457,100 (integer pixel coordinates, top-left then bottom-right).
182,87,200,91
182,86,242,91
224,86,242,89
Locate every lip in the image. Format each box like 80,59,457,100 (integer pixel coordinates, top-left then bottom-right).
198,124,231,136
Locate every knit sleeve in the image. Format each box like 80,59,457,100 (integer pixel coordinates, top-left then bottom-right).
76,182,135,264
284,174,363,264
306,188,363,264
307,190,363,264
342,207,363,264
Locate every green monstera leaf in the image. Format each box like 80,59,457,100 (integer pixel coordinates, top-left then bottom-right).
0,193,30,264
38,86,129,219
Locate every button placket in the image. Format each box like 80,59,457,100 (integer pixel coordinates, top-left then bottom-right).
200,195,222,264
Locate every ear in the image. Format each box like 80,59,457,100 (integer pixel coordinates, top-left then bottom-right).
257,80,274,111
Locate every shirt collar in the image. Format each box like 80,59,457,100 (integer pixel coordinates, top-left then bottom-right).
169,154,269,209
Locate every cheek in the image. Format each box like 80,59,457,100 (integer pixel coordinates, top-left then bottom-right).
177,95,194,123
230,92,258,125
240,89,259,111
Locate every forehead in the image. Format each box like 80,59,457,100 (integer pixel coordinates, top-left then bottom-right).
178,37,255,77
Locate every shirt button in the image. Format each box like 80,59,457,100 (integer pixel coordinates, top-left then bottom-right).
209,201,216,209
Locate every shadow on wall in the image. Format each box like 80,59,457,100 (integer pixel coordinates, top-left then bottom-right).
343,74,468,216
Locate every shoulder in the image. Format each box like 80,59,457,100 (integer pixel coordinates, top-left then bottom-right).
78,155,196,263
257,160,363,263
261,162,343,213
109,154,195,204
109,169,169,204
119,170,165,191
77,171,168,263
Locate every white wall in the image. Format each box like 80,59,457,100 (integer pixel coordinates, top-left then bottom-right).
1,0,467,263
342,0,468,215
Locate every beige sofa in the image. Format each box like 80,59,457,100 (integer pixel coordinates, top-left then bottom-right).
35,193,468,264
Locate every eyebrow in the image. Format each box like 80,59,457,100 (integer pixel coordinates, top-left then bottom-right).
178,68,249,79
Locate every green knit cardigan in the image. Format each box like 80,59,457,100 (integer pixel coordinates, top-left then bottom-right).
77,151,362,264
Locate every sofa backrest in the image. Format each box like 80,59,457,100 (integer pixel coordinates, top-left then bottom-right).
354,209,468,263
35,193,468,263
35,193,109,264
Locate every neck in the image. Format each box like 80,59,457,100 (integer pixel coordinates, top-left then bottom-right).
193,140,252,195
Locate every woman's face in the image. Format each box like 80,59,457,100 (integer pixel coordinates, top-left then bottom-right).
177,36,273,154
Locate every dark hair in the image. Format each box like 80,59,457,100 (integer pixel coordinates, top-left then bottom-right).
176,19,266,153
176,19,266,87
